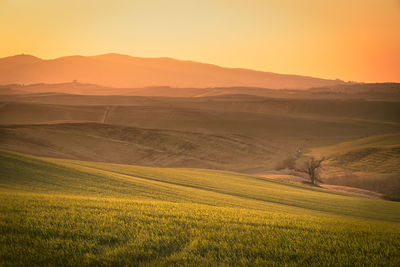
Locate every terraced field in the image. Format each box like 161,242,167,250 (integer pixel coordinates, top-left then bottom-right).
307,134,400,200
1,150,399,266
310,133,400,173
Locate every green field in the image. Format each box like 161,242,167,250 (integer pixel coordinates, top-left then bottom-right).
1,150,399,266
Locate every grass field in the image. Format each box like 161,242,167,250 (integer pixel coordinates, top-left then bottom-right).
1,150,399,266
311,133,400,173
306,133,400,200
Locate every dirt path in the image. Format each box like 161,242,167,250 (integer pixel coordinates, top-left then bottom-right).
319,184,383,199
101,106,111,123
257,173,383,199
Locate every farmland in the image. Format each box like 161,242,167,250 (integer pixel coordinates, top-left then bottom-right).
308,133,400,200
1,3,400,264
1,150,399,266
1,83,399,266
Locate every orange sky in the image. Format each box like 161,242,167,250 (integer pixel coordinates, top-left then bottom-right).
1,0,399,82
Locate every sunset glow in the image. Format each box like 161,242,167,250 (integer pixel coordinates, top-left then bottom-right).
1,1,400,265
1,0,399,82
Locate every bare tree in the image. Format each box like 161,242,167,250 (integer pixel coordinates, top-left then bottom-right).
296,157,325,185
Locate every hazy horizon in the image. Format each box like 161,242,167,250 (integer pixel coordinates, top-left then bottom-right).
1,1,399,266
0,53,349,89
2,52,398,84
1,0,399,83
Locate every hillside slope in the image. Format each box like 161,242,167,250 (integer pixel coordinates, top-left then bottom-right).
311,133,400,173
0,54,344,89
1,150,399,266
1,150,399,221
0,118,398,173
0,123,278,172
1,93,399,173
1,94,399,124
309,133,400,200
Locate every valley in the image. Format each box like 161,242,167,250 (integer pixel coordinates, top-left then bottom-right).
1,81,399,266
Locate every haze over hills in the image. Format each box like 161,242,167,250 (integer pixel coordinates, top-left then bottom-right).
1,81,399,100
0,54,399,201
1,94,399,174
0,54,346,89
2,0,400,265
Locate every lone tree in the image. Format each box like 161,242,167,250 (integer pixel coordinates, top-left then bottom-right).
296,157,325,185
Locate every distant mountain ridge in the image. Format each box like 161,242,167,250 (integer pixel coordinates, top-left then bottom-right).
0,53,345,89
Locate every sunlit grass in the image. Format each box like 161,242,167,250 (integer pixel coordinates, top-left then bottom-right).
1,150,400,265
1,192,399,266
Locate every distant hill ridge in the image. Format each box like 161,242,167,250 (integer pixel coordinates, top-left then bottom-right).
0,53,345,89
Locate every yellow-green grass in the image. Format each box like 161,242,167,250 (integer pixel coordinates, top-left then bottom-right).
1,192,399,266
310,133,400,173
1,150,400,265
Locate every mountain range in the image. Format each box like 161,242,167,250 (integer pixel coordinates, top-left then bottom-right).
0,54,345,89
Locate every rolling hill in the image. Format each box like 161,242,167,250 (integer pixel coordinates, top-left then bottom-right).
2,82,399,100
308,133,400,200
0,54,345,89
311,133,400,173
1,150,399,220
1,93,399,124
0,93,399,174
0,123,279,173
0,150,399,265
0,114,397,173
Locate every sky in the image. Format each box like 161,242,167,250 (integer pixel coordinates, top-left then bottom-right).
1,0,399,82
